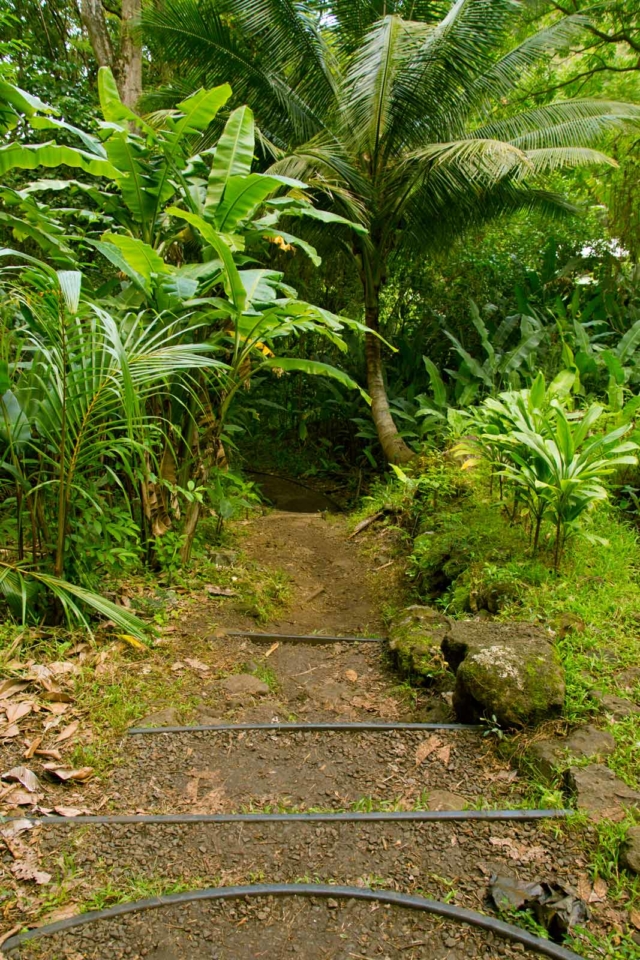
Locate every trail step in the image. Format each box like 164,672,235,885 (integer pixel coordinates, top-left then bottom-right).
1,808,572,826
224,630,385,643
128,721,483,734
1,882,586,960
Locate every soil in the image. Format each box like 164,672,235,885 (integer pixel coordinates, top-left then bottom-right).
0,502,622,958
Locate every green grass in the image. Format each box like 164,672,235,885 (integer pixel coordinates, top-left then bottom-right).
81,874,211,912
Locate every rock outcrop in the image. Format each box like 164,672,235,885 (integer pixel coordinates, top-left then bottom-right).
621,826,640,874
391,608,565,728
388,606,453,688
442,621,565,728
525,724,616,782
566,764,640,821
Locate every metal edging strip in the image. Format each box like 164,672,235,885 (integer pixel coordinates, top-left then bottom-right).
1,882,584,958
0,809,572,827
127,721,484,735
223,631,385,643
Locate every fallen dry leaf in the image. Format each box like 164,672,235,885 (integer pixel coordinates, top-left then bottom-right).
36,904,78,926
415,736,442,765
489,837,546,863
35,748,63,762
171,661,186,672
344,669,358,683
0,680,28,698
40,688,74,704
26,665,52,682
48,662,78,677
2,765,41,792
0,724,20,739
55,721,79,744
184,658,210,674
590,878,608,903
6,702,33,724
41,702,70,716
23,737,43,760
436,744,451,765
53,805,89,817
42,764,94,782
630,909,640,931
11,860,51,885
204,584,236,596
6,788,41,806
0,819,33,839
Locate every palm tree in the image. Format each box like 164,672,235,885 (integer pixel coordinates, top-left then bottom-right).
144,0,640,463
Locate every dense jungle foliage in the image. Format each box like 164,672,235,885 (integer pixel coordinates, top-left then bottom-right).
0,0,639,637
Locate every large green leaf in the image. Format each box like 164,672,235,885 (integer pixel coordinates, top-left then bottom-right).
97,67,154,136
206,105,256,213
0,80,54,117
0,142,118,179
423,357,447,408
616,319,640,364
249,227,321,266
101,233,168,286
173,85,231,142
89,240,149,294
238,269,284,304
500,328,546,374
261,357,368,400
29,116,107,158
103,135,175,234
167,206,247,313
215,173,305,231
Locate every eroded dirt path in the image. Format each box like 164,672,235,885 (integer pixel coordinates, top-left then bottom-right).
0,508,598,958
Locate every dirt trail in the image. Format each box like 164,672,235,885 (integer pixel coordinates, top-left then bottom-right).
1,507,591,959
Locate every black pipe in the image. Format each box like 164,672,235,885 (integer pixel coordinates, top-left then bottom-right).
128,721,483,735
0,809,571,827
1,882,585,959
224,631,384,643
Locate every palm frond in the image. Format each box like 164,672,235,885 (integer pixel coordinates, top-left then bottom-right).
520,146,617,176
342,15,421,165
459,15,589,120
473,100,640,148
0,561,153,641
384,0,520,147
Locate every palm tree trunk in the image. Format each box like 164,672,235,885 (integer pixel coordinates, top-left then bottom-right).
364,281,414,465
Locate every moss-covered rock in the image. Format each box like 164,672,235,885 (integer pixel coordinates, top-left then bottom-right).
442,621,565,728
388,606,453,687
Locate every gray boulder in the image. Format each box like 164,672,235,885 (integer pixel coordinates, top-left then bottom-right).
388,606,453,687
442,621,565,728
592,691,640,720
621,826,640,874
566,764,640,821
526,725,616,782
134,707,179,728
221,674,270,697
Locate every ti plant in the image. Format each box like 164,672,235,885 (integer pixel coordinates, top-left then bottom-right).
472,373,638,569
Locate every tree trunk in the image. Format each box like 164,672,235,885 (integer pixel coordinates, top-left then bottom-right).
364,283,414,465
120,0,142,110
81,0,142,110
80,0,114,69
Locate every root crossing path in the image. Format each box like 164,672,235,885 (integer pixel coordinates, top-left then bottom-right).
2,510,585,960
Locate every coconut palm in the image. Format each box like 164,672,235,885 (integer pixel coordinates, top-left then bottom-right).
143,0,640,462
